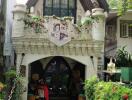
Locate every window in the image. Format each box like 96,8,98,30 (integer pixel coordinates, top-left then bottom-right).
44,0,76,17
120,20,132,38
106,25,115,35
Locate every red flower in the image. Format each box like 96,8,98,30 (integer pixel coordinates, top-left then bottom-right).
122,94,129,100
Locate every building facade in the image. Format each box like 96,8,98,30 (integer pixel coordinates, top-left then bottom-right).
12,0,108,99
3,0,16,70
105,9,132,58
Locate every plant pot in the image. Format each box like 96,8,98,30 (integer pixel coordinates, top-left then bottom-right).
121,67,132,82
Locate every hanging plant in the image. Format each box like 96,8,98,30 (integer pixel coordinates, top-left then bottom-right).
75,16,99,35
22,14,45,33
81,16,99,26
22,14,74,33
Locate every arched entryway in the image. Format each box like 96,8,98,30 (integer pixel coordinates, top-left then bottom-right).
28,56,85,100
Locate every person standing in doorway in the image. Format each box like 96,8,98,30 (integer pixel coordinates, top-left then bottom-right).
37,78,49,100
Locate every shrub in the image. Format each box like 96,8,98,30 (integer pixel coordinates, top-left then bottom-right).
84,77,132,100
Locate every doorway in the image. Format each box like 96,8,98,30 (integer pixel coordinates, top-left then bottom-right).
28,56,85,100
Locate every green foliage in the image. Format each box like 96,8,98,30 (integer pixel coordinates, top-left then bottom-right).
116,46,132,67
84,77,98,99
128,0,132,9
107,0,132,15
12,76,26,99
95,82,132,100
22,14,74,33
22,14,44,33
84,77,132,100
4,68,26,99
5,69,17,79
81,16,99,26
107,0,118,9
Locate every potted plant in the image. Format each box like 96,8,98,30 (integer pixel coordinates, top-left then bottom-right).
116,46,132,82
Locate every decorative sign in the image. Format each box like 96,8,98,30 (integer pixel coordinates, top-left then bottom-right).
48,21,71,46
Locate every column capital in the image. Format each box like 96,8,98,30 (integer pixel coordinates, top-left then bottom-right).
13,4,26,14
92,8,105,17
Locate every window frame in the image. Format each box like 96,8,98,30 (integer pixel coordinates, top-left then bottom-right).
120,20,132,38
43,0,77,19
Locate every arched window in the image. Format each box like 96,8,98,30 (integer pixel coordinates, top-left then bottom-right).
43,0,76,17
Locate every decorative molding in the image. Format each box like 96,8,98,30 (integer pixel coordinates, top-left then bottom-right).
12,37,103,57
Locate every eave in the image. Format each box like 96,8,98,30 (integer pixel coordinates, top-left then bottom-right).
80,0,109,12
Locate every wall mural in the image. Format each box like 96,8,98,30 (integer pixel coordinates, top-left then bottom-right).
49,21,71,46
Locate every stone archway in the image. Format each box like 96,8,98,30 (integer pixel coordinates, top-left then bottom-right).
28,56,86,100
18,54,98,100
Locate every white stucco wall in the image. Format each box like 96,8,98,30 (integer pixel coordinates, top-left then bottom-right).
20,54,98,79
22,54,97,69
17,53,98,100
12,2,106,99
117,11,132,53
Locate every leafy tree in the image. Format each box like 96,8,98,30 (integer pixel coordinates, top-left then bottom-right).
107,0,132,15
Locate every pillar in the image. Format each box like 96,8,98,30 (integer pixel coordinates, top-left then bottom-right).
92,8,106,41
16,53,28,100
92,8,107,74
21,59,28,100
12,4,26,37
19,64,28,100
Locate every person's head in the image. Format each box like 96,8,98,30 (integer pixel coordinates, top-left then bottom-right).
39,78,46,85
